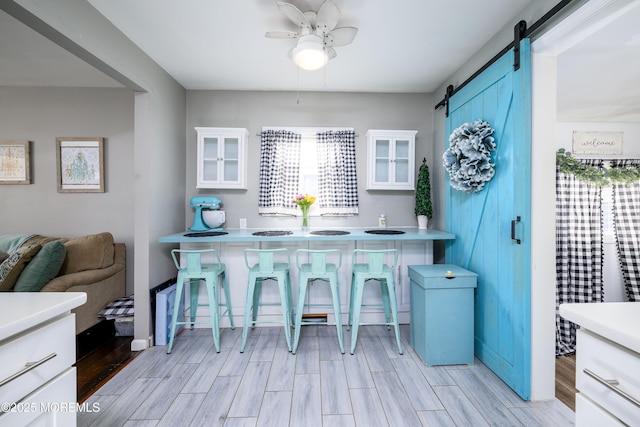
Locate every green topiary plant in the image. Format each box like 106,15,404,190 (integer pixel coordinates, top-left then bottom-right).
415,160,433,219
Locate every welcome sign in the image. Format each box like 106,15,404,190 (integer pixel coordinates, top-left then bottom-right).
572,131,623,155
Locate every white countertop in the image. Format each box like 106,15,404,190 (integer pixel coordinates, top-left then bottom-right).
159,227,455,243
0,292,87,341
559,302,640,354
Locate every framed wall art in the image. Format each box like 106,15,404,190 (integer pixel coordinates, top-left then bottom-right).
0,140,31,184
56,137,105,193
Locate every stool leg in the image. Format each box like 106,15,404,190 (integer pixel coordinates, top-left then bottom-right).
350,277,365,355
167,277,185,354
241,275,257,353
221,272,234,329
252,279,263,328
277,273,293,352
329,274,345,354
347,274,356,331
380,279,392,331
292,275,309,354
205,276,221,353
285,271,294,327
189,279,200,330
385,274,403,355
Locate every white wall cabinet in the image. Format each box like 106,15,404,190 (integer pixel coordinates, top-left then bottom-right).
366,130,417,190
196,127,248,189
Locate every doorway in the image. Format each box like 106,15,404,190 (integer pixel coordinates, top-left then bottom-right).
531,0,640,402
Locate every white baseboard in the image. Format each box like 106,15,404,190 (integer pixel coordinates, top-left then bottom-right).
131,338,149,351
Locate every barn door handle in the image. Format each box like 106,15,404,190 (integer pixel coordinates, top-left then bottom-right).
511,216,521,244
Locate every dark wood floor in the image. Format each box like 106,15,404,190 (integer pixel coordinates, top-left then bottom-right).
555,353,577,411
75,321,138,403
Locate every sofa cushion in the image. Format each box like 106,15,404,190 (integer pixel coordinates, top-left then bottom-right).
0,250,9,263
59,232,115,275
14,240,67,292
0,244,42,291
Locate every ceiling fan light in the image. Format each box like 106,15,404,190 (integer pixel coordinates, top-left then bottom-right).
293,35,328,70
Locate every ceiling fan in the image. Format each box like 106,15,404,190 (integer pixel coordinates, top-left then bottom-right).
266,0,358,71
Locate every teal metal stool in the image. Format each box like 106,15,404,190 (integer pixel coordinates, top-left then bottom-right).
167,249,234,354
240,248,293,353
347,249,403,355
292,249,344,354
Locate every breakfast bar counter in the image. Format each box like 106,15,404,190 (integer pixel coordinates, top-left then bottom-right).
158,227,455,243
158,227,455,331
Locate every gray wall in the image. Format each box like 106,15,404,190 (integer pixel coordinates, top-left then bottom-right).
186,90,434,230
0,86,135,295
5,0,188,349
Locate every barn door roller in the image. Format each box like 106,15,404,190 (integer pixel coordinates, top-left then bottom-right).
513,20,527,71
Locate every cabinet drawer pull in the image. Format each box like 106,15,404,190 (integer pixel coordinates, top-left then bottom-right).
584,368,640,408
0,353,57,387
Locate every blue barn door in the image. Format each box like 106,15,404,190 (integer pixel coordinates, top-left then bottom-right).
445,40,531,399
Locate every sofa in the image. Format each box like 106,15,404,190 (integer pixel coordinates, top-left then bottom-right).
0,232,126,334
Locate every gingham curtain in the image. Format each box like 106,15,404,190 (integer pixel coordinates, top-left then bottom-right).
258,129,301,215
555,159,603,356
316,130,359,215
611,159,640,301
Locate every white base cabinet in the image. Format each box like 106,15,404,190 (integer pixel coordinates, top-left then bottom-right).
0,293,85,427
176,239,434,330
575,329,640,426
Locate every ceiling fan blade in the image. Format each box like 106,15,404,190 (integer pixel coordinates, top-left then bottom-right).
316,0,340,32
326,26,357,47
326,46,337,60
277,1,311,30
304,11,316,28
265,31,299,39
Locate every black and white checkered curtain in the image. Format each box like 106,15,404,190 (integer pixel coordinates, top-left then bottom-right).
316,130,359,215
258,130,301,215
611,159,640,301
555,160,603,356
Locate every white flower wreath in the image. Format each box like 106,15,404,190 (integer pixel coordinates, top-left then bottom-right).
443,119,496,193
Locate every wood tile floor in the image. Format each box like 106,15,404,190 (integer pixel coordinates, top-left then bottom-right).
78,325,575,427
554,354,577,412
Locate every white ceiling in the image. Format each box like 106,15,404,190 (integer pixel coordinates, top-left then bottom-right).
1,0,639,122
553,1,640,122
86,0,534,93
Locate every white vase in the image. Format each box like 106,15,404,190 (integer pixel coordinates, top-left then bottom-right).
417,215,428,229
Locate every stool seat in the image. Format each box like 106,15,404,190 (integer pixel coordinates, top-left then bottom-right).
241,248,293,352
348,249,403,355
167,249,234,354
293,249,344,354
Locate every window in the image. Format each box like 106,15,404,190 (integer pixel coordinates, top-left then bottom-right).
258,127,358,216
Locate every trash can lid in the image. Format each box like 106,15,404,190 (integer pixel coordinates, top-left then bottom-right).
408,264,477,288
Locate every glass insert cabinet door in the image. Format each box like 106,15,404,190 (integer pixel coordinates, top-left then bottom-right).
196,127,248,189
366,130,417,190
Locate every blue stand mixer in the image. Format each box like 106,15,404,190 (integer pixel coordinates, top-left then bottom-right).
189,196,224,231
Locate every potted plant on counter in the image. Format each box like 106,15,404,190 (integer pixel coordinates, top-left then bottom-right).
415,159,433,229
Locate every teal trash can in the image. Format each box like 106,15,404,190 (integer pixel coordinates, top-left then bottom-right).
408,264,477,366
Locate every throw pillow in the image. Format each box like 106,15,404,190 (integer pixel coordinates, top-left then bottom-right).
14,240,67,292
59,232,115,275
0,244,42,291
0,250,9,263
